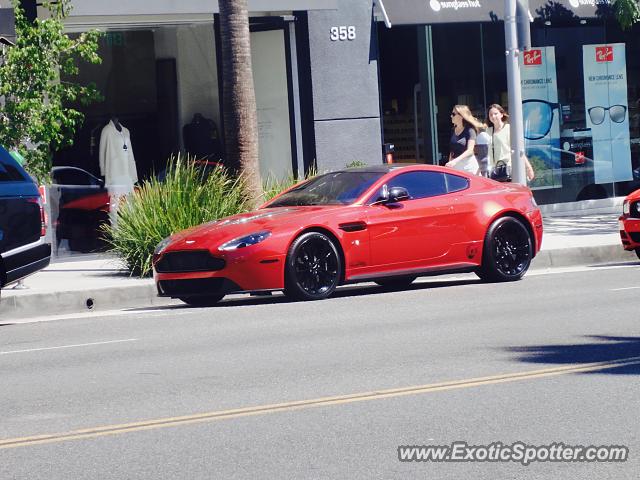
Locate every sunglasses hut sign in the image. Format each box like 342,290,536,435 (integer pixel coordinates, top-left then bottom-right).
380,0,614,23
520,47,562,190
583,43,632,184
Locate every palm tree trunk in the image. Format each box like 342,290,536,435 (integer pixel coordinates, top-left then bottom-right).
219,0,263,209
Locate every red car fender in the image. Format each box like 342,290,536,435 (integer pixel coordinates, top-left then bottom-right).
281,223,356,283
483,208,542,256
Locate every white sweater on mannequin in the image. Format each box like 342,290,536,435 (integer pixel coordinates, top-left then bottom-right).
99,120,138,193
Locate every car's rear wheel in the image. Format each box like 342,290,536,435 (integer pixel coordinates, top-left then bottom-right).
284,232,342,301
375,276,417,289
476,216,532,282
635,248,640,260
178,294,224,306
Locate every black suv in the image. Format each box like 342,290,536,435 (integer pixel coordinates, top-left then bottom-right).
0,146,51,299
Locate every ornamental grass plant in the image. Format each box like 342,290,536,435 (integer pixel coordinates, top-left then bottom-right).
262,166,318,202
104,155,248,277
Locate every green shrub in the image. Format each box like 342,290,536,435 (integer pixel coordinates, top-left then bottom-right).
345,160,368,168
104,155,248,277
262,166,318,202
262,173,299,203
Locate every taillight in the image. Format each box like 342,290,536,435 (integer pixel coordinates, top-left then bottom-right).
40,196,47,236
27,195,47,237
39,186,47,236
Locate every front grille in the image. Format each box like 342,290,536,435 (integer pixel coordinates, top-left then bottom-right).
631,201,640,219
156,250,225,273
629,232,640,242
158,277,238,297
158,278,224,296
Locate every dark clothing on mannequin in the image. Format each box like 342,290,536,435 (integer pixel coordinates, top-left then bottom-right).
183,114,221,160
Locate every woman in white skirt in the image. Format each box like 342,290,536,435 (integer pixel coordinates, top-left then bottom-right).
445,104,486,175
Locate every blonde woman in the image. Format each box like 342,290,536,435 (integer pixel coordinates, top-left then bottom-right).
486,103,535,181
446,105,486,175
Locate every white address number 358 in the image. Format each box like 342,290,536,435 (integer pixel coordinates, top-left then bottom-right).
330,26,356,41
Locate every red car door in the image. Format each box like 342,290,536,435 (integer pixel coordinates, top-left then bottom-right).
364,171,458,271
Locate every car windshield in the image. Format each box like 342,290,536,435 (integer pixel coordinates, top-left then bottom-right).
266,171,385,207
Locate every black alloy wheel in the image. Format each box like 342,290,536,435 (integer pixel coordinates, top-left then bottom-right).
375,276,417,289
178,294,225,307
476,216,532,282
635,248,640,260
284,232,342,301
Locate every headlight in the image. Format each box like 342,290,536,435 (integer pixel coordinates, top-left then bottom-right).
154,236,173,255
219,231,271,251
623,200,630,216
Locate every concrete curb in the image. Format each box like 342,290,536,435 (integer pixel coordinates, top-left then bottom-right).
532,244,636,269
0,282,162,321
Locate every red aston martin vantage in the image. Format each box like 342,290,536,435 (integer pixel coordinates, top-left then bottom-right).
619,188,640,259
153,164,543,305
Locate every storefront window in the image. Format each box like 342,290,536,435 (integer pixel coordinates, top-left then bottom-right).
419,19,640,205
49,20,297,255
51,24,221,254
432,23,487,164
526,21,640,204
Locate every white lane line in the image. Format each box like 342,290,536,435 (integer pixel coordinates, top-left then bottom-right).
610,286,640,291
5,306,182,325
0,339,137,355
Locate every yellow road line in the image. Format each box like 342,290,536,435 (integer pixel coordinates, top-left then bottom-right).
3,355,640,450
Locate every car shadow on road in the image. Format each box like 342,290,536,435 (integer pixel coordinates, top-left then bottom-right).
130,277,483,311
507,335,640,375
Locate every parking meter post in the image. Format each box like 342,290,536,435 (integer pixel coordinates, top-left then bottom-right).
505,0,526,185
383,143,395,164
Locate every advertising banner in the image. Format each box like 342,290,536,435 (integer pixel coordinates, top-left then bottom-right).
582,43,632,184
519,46,562,189
379,0,613,25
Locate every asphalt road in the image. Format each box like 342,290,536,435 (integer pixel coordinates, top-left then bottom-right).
2,262,640,479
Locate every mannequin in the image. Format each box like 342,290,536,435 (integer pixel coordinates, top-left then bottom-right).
183,113,221,160
111,115,122,132
99,116,137,226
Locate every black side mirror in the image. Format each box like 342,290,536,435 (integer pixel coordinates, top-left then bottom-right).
372,184,410,205
387,186,410,203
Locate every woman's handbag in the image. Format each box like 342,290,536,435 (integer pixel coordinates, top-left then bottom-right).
490,160,512,182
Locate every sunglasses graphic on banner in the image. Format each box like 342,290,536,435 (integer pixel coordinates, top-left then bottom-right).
587,105,627,125
522,99,560,140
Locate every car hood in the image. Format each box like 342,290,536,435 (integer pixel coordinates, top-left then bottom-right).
165,206,343,251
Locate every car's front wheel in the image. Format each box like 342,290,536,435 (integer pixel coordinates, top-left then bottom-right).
284,232,342,301
635,248,640,260
476,216,532,282
179,294,225,306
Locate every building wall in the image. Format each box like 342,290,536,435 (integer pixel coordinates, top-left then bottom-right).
306,0,382,170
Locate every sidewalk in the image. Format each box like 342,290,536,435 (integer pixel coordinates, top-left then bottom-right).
1,211,636,321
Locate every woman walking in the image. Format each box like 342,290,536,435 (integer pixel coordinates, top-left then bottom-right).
446,105,485,175
486,103,535,181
